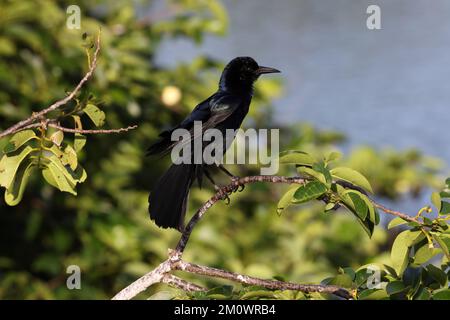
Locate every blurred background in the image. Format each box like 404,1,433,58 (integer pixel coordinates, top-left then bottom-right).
0,0,448,299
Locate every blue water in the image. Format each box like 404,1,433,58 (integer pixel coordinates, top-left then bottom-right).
152,0,450,214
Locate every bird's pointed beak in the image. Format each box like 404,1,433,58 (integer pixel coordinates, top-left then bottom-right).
256,66,281,75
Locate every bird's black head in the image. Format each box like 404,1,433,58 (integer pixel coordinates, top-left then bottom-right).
219,57,280,94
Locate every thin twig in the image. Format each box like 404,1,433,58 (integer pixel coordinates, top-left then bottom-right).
48,123,138,134
0,33,101,139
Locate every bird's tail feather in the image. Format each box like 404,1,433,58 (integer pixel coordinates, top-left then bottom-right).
148,163,195,231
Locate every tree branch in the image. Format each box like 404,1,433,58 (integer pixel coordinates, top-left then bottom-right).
174,260,351,299
0,32,102,139
161,274,206,292
112,175,419,300
48,123,138,134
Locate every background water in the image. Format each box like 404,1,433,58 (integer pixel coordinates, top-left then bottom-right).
152,0,450,212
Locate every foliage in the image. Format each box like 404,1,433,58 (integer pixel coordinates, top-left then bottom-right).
0,0,448,300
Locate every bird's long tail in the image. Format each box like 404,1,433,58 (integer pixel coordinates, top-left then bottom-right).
148,163,195,231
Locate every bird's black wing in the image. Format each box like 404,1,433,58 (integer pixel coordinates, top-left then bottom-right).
147,93,241,156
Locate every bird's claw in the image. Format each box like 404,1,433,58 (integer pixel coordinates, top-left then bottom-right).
230,176,243,193
214,185,231,204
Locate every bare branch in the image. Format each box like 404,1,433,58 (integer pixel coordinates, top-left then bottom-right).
112,260,172,300
48,123,138,134
0,32,101,139
174,260,352,299
161,274,206,292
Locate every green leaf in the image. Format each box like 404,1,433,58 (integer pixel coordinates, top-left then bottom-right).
325,151,341,163
4,159,34,206
83,104,105,127
292,181,328,204
386,281,406,296
414,244,441,265
326,274,353,288
433,234,450,258
358,289,388,300
341,190,368,220
0,145,35,189
276,185,298,215
61,144,78,171
297,167,327,185
3,130,37,153
431,192,441,212
278,151,315,167
392,230,426,275
330,167,373,194
74,133,86,152
413,287,431,300
426,265,447,287
324,202,336,212
391,230,420,276
432,289,450,300
440,201,450,214
72,115,86,152
388,217,409,230
49,130,64,147
312,162,332,185
42,161,76,195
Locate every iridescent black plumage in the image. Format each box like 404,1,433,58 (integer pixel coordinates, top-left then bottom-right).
147,57,280,231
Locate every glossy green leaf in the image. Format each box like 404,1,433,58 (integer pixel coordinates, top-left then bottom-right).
278,151,315,167
312,162,332,185
433,234,450,258
414,244,441,265
326,274,353,288
276,185,298,215
297,167,327,185
330,167,373,194
292,181,328,204
432,289,450,300
391,231,412,276
413,287,431,300
386,281,406,295
341,190,368,220
440,201,450,214
426,264,447,287
358,289,388,300
388,217,408,230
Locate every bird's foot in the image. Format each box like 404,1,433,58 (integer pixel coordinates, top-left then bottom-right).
230,176,244,193
214,185,231,205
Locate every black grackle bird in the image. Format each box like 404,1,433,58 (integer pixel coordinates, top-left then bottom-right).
147,57,280,231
